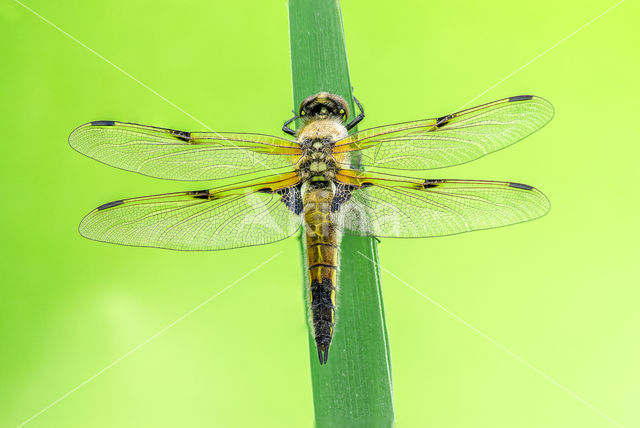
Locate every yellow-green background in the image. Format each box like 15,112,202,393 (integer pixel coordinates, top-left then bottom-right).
1,0,638,427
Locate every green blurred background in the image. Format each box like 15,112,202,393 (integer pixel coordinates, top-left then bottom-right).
1,0,638,426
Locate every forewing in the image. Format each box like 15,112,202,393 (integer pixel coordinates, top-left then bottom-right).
79,174,303,250
333,174,549,238
69,121,301,181
333,96,553,170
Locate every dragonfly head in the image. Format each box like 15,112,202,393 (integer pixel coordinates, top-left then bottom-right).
299,92,350,123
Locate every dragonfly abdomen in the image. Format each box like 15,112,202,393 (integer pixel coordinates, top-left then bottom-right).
303,183,341,364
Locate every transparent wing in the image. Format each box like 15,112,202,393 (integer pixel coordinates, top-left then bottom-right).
69,121,301,181
333,95,553,170
333,172,549,238
78,173,302,250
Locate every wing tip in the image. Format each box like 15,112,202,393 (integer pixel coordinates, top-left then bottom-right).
505,94,555,130
68,120,116,148
517,183,551,217
507,94,554,114
506,182,550,213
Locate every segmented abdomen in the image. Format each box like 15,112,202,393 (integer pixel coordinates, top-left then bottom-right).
303,186,341,364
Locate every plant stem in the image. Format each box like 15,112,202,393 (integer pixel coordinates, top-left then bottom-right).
288,1,394,427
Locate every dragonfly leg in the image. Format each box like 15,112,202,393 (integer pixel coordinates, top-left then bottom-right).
346,95,365,130
282,113,299,136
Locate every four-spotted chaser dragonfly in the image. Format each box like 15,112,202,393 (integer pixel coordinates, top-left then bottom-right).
69,93,553,364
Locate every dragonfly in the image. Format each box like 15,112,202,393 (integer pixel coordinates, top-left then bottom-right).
69,92,553,364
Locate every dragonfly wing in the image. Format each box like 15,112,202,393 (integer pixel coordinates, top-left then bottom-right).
333,174,549,238
79,173,302,250
334,96,553,170
69,121,301,181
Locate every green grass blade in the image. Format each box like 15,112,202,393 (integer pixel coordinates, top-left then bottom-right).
288,1,394,427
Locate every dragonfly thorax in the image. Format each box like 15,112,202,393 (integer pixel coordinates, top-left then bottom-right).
296,115,348,182
297,137,339,181
295,111,348,183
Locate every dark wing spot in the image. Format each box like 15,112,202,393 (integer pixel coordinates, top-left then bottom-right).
508,95,533,102
423,179,444,189
257,188,273,193
96,200,124,210
91,120,116,126
508,182,534,190
188,189,211,199
169,129,192,142
276,186,303,215
331,184,357,212
435,115,452,128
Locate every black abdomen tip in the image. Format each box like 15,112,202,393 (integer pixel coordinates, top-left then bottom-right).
317,343,330,365
311,278,335,365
